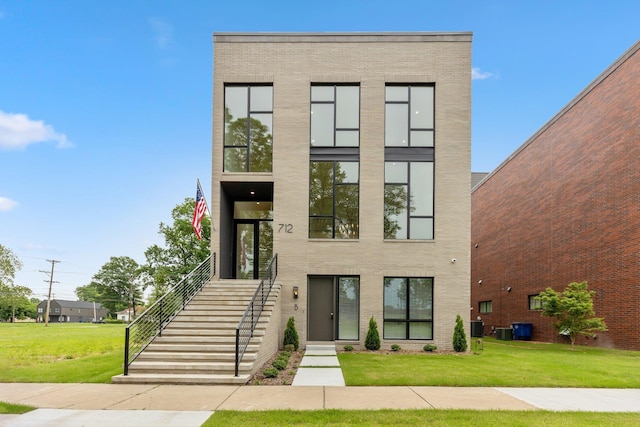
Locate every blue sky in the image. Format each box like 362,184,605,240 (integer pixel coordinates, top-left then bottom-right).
1,0,638,301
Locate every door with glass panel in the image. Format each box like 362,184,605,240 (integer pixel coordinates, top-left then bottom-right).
233,202,273,279
308,276,359,341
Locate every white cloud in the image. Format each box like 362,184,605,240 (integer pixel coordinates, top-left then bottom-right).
0,197,18,212
472,67,494,80
0,110,73,150
149,18,174,49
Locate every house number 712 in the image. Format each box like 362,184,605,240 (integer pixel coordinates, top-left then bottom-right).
278,224,293,233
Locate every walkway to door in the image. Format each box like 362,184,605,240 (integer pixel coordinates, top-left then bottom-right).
291,344,345,386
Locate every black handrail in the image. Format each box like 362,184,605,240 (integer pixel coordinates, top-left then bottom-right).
123,253,215,375
234,254,278,377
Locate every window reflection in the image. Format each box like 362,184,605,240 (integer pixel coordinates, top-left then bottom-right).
224,85,273,172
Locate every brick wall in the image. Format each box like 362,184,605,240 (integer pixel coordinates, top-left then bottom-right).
471,42,640,350
213,34,472,351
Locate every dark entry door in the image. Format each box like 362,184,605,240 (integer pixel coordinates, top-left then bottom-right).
308,277,335,341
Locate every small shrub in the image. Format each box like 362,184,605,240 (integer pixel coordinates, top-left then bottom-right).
280,350,292,358
276,355,289,365
453,314,468,352
391,344,401,352
263,367,279,378
423,344,437,352
365,317,381,350
272,358,287,370
343,344,354,352
283,316,300,351
284,344,295,353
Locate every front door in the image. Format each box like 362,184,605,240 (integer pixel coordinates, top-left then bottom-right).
308,276,335,341
234,219,273,279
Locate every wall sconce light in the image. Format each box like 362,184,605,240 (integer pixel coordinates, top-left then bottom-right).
506,287,512,293
293,286,299,299
478,280,482,285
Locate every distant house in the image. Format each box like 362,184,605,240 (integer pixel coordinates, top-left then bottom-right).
36,300,108,323
115,306,145,323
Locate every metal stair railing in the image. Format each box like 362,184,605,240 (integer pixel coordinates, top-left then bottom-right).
123,253,215,375
234,254,278,377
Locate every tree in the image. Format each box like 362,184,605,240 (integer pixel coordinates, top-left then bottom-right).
453,314,467,352
365,316,381,350
0,244,23,287
88,256,144,317
75,282,104,302
143,198,211,304
539,281,607,349
0,244,32,322
283,316,299,351
0,283,34,322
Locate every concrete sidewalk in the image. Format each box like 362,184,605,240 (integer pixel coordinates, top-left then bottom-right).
1,383,640,414
292,344,345,386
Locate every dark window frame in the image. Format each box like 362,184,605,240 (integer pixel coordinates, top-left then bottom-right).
309,83,360,239
384,84,435,240
310,84,360,148
309,160,359,239
529,295,542,311
479,300,492,314
223,83,273,172
383,277,434,340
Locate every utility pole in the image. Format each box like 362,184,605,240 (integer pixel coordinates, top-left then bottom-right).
40,259,60,327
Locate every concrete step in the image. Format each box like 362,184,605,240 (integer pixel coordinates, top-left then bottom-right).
112,373,250,385
127,361,250,375
143,343,260,353
168,321,269,329
160,328,265,337
136,351,257,362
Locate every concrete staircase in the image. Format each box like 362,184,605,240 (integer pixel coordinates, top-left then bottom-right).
112,280,280,385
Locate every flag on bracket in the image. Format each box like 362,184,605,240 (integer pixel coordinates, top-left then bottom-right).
191,180,209,240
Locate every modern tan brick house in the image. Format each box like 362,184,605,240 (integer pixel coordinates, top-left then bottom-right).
471,41,640,350
211,32,472,351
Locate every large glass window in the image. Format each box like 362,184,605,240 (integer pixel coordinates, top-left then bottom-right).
383,277,433,340
311,85,359,147
384,84,435,239
385,85,434,147
224,85,273,172
309,161,359,239
384,161,433,239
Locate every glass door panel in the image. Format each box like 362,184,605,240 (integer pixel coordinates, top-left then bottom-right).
235,223,255,279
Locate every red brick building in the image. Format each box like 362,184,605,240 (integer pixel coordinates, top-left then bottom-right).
471,41,640,350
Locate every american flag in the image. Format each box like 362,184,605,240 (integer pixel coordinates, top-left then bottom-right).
191,182,208,240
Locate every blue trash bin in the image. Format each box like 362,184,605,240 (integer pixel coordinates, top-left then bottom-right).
512,322,532,340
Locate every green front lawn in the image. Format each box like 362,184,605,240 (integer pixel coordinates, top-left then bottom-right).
204,409,640,426
0,323,124,383
339,339,640,388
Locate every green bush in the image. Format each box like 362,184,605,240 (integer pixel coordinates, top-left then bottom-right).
453,314,468,352
391,344,401,352
283,316,300,351
280,350,291,358
343,345,354,352
365,317,381,350
284,344,295,353
263,367,279,378
423,344,437,352
272,358,288,370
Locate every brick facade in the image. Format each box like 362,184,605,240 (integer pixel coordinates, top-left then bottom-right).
471,41,640,350
213,33,472,351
